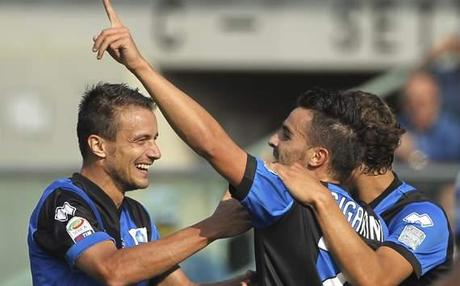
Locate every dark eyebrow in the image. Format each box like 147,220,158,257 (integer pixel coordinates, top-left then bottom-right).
282,124,293,135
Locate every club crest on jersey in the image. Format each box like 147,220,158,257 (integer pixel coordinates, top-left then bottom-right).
398,225,426,250
129,227,148,245
403,212,434,228
55,202,76,222
66,216,95,243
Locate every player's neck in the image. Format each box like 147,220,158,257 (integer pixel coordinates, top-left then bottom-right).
80,164,125,208
354,171,395,204
313,168,339,184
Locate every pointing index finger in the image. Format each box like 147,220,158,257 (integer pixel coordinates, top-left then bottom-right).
103,0,123,27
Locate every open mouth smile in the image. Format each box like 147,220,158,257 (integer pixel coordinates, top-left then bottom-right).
135,163,152,173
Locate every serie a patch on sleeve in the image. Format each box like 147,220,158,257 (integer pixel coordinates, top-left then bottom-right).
398,225,426,251
66,216,95,243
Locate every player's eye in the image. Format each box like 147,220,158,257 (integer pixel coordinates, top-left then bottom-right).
281,127,291,140
133,135,149,144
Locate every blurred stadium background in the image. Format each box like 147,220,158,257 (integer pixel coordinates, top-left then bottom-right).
1,0,459,284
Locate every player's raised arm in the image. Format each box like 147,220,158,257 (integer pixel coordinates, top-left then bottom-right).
93,0,247,187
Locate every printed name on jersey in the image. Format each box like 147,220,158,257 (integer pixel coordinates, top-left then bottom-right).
128,227,148,245
331,192,383,242
403,212,434,227
398,225,426,250
54,202,76,222
66,216,95,243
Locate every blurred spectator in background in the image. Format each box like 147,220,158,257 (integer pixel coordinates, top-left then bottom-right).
395,70,460,166
396,35,460,166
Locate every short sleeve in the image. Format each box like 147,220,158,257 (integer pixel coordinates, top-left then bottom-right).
229,155,294,228
150,223,160,241
382,202,451,277
33,189,113,265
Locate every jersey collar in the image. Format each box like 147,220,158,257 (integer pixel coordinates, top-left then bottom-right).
369,172,403,209
71,173,121,213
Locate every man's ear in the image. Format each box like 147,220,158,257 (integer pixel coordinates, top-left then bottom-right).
87,135,107,159
307,147,328,167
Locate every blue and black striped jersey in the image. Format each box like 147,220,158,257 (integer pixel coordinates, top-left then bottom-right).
28,173,175,286
370,175,453,285
230,155,385,286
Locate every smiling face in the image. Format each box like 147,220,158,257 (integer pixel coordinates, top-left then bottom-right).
103,105,161,192
268,107,313,166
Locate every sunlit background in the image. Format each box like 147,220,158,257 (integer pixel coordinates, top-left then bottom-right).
1,0,460,285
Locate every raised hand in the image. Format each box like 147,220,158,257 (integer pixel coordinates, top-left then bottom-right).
92,0,146,71
270,163,327,205
102,0,122,27
430,35,460,57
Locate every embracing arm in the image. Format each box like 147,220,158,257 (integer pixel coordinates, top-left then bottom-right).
76,199,251,285
272,163,413,286
309,189,412,286
77,226,206,285
93,0,247,186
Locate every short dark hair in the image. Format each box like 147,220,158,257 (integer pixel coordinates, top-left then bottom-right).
77,82,155,160
343,90,405,175
297,88,364,182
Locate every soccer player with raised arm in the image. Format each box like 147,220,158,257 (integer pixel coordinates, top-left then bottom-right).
92,2,389,285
